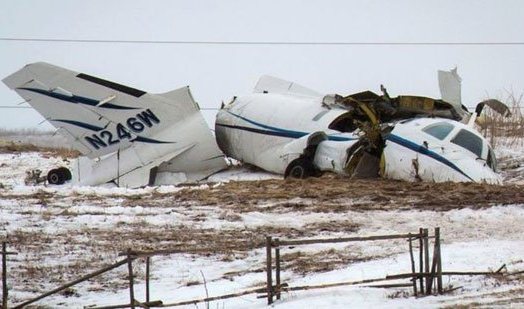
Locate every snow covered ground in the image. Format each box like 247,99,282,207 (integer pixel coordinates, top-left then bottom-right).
0,135,523,308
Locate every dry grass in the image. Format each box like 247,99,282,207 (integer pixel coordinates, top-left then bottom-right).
4,177,524,212
135,177,524,211
0,128,53,136
280,248,373,275
0,140,80,158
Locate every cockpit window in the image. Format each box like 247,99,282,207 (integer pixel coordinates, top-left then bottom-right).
422,122,454,140
451,129,483,158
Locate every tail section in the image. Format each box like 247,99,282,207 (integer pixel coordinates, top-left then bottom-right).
3,62,226,186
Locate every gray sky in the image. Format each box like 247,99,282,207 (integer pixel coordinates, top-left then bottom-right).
1,0,523,130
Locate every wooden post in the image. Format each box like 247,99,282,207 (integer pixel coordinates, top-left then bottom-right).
145,257,150,303
408,234,418,296
435,227,443,294
2,242,7,309
423,229,430,294
127,249,135,309
266,236,273,305
427,228,441,295
275,238,281,300
418,228,424,293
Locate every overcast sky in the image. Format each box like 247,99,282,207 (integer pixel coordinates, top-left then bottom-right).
1,0,523,130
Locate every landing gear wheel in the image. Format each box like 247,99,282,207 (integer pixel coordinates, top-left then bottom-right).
47,169,65,185
56,167,72,181
289,164,306,179
285,158,314,179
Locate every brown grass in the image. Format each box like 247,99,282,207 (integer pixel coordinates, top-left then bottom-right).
280,248,374,275
4,177,524,212
0,141,80,158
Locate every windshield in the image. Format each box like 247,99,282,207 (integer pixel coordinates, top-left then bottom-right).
422,122,454,140
451,129,483,158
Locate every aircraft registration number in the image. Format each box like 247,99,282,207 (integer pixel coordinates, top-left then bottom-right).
85,109,160,150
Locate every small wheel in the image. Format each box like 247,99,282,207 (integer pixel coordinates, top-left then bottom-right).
285,158,309,179
289,164,306,178
56,167,72,181
47,169,65,185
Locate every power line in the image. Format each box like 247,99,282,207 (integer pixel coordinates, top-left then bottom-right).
1,37,524,46
0,105,222,110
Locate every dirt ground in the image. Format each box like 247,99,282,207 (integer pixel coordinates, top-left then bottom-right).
159,175,524,211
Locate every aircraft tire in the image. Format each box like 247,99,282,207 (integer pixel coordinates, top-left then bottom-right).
47,169,65,185
285,158,309,179
56,167,72,181
289,165,306,179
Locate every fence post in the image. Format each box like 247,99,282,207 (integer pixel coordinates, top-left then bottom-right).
127,249,135,309
408,233,418,296
146,257,150,303
275,238,281,300
266,236,273,305
435,227,443,294
423,229,430,294
2,242,7,309
418,228,424,293
427,228,442,295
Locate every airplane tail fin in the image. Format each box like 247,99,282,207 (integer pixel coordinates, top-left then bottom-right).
3,62,226,186
438,68,464,115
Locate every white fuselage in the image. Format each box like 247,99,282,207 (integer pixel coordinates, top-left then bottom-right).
216,92,502,184
383,118,501,184
216,93,359,174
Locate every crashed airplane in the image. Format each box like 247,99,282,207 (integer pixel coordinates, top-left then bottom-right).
3,62,226,187
3,63,509,187
215,71,510,184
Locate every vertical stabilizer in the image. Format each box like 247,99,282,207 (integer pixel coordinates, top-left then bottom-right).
438,68,462,111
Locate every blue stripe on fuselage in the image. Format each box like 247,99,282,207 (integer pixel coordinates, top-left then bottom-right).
223,111,356,141
385,133,473,181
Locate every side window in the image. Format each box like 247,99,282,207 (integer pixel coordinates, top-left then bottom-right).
451,129,483,157
422,122,454,140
